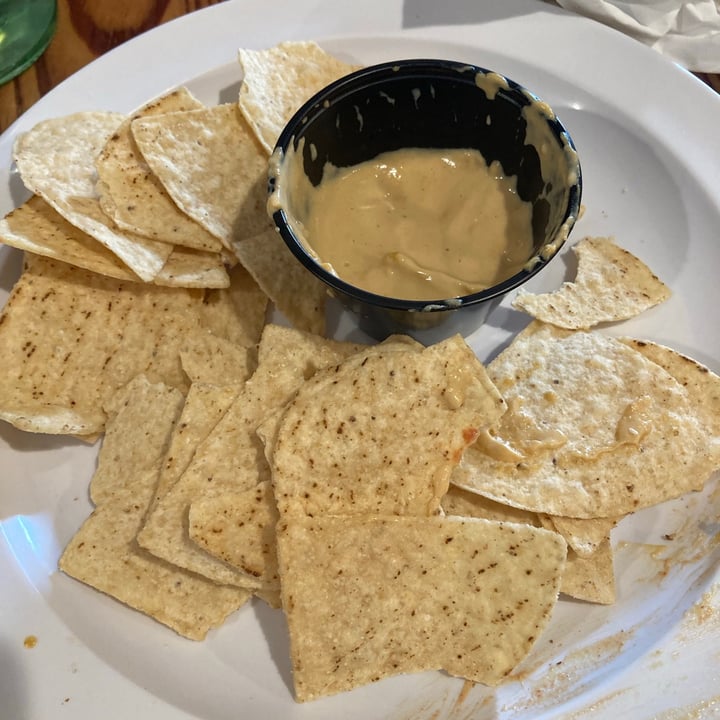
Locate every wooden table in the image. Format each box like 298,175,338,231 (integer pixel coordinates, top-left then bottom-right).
1,0,719,133
0,0,225,132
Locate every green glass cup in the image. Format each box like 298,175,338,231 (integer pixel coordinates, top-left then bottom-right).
0,0,57,85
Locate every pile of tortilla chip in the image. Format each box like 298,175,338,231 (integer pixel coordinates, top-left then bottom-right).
0,41,357,436
57,236,719,702
1,37,719,707
450,237,720,607
60,323,570,702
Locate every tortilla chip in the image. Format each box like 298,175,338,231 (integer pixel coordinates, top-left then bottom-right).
0,254,262,435
512,237,670,329
620,338,720,437
452,322,719,518
237,41,358,154
440,482,615,603
131,104,269,248
189,481,280,588
153,245,229,288
60,468,251,640
151,382,245,511
0,196,229,288
539,514,619,558
13,112,174,281
96,88,223,253
277,514,566,701
0,196,140,281
137,325,365,586
59,375,249,639
560,541,616,604
179,333,255,386
216,262,269,346
233,226,327,335
439,485,614,602
254,588,282,609
441,484,540,526
271,336,505,519
90,375,185,505
254,338,423,466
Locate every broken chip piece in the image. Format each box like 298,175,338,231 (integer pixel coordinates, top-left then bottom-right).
512,237,670,329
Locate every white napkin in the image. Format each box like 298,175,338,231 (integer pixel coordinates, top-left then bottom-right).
556,0,720,71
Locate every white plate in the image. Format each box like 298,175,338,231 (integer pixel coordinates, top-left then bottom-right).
1,1,719,718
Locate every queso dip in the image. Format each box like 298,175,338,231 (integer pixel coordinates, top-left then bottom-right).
273,145,535,301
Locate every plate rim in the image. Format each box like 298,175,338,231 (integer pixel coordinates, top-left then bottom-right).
1,2,719,719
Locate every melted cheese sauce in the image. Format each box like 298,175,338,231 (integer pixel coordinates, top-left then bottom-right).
286,147,534,301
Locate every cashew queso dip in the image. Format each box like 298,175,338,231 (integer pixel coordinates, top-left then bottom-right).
271,144,535,301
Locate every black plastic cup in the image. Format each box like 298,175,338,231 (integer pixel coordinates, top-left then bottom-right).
268,59,582,342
